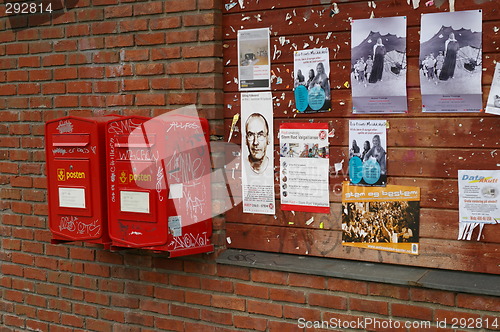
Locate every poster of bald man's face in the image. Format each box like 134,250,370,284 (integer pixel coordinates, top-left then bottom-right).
241,92,275,215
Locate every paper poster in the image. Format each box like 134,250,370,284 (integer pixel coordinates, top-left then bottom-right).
458,170,499,240
351,16,407,114
348,120,387,186
237,28,271,91
241,92,275,215
293,48,331,113
279,123,330,213
420,10,482,112
342,182,420,255
485,62,500,115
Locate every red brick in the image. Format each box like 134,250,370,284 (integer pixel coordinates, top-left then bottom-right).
79,66,104,79
155,317,184,331
171,304,200,319
106,95,134,106
26,320,48,332
41,27,64,39
350,298,389,315
38,309,60,323
183,13,217,26
134,2,163,15
100,308,125,323
183,44,221,58
125,282,154,297
201,308,232,325
53,12,76,25
328,278,368,295
7,70,28,82
42,82,66,95
77,8,104,21
105,35,134,48
73,303,97,317
185,290,211,306
120,19,148,33
410,288,455,306
0,59,17,70
369,283,410,300
200,278,233,293
99,279,124,293
54,40,77,52
30,97,52,108
92,22,117,34
184,76,218,89
6,43,29,55
67,81,92,93
251,269,287,285
0,84,17,96
4,314,25,328
68,53,92,65
94,81,119,93
60,314,84,328
135,32,165,46
79,37,105,50
456,294,500,312
93,51,119,64
110,296,139,309
19,56,41,68
85,319,113,332
66,24,90,37
166,30,197,44
81,96,105,108
164,0,196,12
54,96,78,108
247,299,282,317
151,77,181,90
106,64,133,78
234,315,267,331
123,79,149,91
84,291,109,305
307,292,347,310
136,94,165,106
140,299,169,315
104,5,132,19
150,17,181,30
167,92,197,105
136,63,164,76
152,47,181,60
122,49,149,61
212,294,245,311
54,68,77,80
38,284,59,297
199,26,221,41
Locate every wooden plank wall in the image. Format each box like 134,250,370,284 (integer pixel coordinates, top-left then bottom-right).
222,0,500,274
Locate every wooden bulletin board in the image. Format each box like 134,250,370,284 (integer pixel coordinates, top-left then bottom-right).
222,0,500,274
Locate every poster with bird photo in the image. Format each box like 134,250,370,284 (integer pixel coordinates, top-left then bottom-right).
420,10,482,112
351,16,408,114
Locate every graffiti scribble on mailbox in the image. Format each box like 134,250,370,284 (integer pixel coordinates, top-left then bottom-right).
59,216,78,232
57,120,74,134
166,121,200,133
171,232,209,250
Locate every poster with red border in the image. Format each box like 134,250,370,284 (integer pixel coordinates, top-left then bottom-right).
279,123,330,213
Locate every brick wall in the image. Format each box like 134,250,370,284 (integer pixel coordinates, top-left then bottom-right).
0,0,499,331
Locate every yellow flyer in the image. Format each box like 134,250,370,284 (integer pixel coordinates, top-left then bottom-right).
342,182,420,255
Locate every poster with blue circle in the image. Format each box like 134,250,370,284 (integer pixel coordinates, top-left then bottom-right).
348,120,387,187
293,48,332,113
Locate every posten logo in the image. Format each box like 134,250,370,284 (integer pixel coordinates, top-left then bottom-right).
119,170,152,183
57,169,86,181
57,169,66,181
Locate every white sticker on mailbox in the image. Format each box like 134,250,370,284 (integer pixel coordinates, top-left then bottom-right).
120,191,150,214
168,183,183,199
59,187,86,209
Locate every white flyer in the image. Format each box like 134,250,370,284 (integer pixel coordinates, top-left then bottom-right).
241,92,275,214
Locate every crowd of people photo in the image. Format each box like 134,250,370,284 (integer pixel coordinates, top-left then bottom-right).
342,201,419,244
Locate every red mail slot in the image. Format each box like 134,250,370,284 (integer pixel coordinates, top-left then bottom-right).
45,115,122,245
106,115,214,257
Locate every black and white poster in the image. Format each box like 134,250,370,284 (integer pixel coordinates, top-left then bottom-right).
351,16,407,114
241,92,275,215
420,10,482,112
485,62,500,116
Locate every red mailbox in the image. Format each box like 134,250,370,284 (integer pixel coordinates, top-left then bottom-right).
45,115,121,245
105,115,214,256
